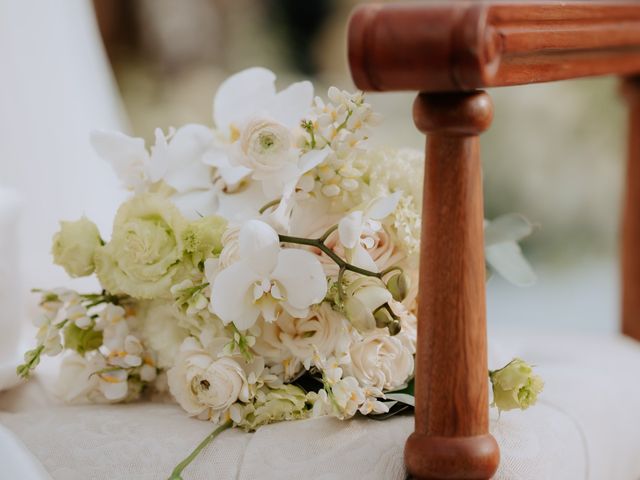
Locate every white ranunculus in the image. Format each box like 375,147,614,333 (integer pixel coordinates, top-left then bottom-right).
139,301,190,369
167,338,249,417
204,67,328,198
347,332,414,391
338,192,402,271
209,220,327,330
237,117,296,175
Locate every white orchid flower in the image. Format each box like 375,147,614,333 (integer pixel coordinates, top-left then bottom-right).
203,67,319,196
484,214,536,286
91,125,218,219
209,220,327,330
338,192,402,271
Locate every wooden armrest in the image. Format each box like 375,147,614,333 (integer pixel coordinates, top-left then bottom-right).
349,1,640,92
347,2,640,479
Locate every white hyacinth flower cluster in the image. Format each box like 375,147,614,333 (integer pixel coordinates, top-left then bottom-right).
20,67,539,448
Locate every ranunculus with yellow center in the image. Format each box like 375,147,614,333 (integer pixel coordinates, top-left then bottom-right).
51,216,102,277
167,337,249,419
95,194,186,299
490,358,544,412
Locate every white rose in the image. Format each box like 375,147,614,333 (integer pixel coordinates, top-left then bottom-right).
236,117,296,178
167,338,249,417
139,301,190,369
253,304,350,379
347,332,414,391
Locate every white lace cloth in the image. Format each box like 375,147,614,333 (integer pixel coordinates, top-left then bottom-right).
1,332,640,480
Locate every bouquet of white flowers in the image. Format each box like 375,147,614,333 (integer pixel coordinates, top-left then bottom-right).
18,67,543,478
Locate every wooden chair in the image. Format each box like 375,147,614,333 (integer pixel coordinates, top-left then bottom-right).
347,2,640,478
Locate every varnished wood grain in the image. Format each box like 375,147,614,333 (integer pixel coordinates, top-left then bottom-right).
405,92,499,480
622,77,640,341
348,1,640,92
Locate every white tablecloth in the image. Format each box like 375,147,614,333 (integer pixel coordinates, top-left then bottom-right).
2,332,640,480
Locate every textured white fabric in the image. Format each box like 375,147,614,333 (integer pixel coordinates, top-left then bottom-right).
1,332,640,480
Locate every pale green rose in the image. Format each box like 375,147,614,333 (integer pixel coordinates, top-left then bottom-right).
95,194,187,299
51,216,102,277
234,384,311,431
182,215,227,268
490,358,544,412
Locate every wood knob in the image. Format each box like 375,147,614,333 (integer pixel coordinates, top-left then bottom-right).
413,91,494,136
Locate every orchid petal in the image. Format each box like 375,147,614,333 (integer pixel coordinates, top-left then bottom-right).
161,124,214,192
485,242,537,286
272,249,327,312
356,285,392,312
299,146,331,174
211,260,260,326
213,67,276,133
485,214,534,246
148,128,169,182
338,211,364,249
203,148,251,188
367,191,402,220
239,220,280,276
90,130,149,189
171,189,219,220
267,80,314,129
351,244,379,272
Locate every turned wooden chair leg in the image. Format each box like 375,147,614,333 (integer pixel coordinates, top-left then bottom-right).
404,91,499,480
622,77,640,342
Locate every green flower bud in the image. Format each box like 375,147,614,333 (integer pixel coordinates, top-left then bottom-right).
63,324,103,354
344,297,376,333
373,306,393,328
52,216,102,277
387,319,402,336
182,215,227,268
386,272,409,302
490,358,544,412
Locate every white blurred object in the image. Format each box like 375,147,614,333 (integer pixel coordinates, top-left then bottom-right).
0,188,23,390
0,0,127,295
0,424,52,480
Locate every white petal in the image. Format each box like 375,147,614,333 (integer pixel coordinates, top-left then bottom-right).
90,130,149,188
211,260,261,325
299,146,331,174
213,67,276,133
272,249,327,311
367,191,402,220
239,220,280,276
485,213,534,246
148,128,169,182
171,189,219,220
485,242,537,286
338,211,364,249
267,81,314,129
203,148,252,188
161,124,215,192
351,244,379,272
355,285,392,312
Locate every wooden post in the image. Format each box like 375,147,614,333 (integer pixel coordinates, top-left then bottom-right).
622,76,640,341
404,91,499,480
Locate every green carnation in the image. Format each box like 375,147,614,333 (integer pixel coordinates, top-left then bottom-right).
237,385,311,431
95,194,187,299
182,215,227,268
490,358,544,412
51,216,102,277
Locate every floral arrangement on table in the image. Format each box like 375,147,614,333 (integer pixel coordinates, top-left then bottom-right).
17,68,544,478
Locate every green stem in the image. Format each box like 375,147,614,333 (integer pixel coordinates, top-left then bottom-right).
337,266,346,302
278,234,381,279
168,420,233,480
259,198,281,214
379,266,403,278
319,224,338,243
